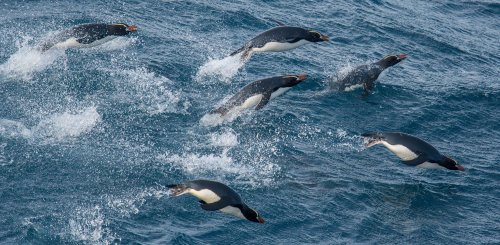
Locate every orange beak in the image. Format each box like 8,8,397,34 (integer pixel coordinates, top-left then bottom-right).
297,74,307,81
127,25,138,32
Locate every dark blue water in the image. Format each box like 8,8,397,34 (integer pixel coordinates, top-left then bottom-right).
1,0,499,244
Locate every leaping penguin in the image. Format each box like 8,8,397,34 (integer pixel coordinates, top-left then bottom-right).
210,74,307,117
230,26,329,60
38,23,137,52
331,54,406,96
167,180,265,223
362,132,465,171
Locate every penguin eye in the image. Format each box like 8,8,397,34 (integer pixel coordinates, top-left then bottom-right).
310,31,321,39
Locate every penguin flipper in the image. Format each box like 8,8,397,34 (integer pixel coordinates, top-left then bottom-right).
200,200,230,211
255,92,272,110
362,81,374,96
402,154,428,166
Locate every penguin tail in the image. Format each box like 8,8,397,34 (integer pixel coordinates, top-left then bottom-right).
167,184,189,197
230,46,252,61
229,46,245,57
209,106,229,116
361,132,384,148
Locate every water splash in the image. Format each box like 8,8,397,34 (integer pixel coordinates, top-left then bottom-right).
112,67,190,115
68,205,114,245
158,128,280,187
105,187,170,217
0,42,66,81
0,106,101,143
33,106,101,141
195,53,247,83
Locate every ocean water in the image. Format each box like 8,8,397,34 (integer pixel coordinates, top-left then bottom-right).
0,0,499,244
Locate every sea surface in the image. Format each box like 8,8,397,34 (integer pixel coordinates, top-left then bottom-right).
0,0,499,244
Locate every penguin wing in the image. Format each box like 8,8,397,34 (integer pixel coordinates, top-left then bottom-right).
402,153,428,166
254,92,272,110
200,199,231,211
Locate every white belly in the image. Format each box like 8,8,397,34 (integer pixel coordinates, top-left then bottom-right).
54,36,117,49
344,84,363,92
240,94,263,110
188,188,245,219
270,87,291,99
416,162,446,170
54,37,80,49
252,39,310,52
381,141,418,161
219,206,245,219
188,189,221,203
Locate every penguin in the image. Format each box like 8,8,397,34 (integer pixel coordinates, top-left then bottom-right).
210,74,307,116
331,54,406,96
167,180,265,223
230,26,329,60
362,132,465,171
37,23,138,52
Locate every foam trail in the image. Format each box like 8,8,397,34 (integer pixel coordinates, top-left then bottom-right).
195,53,247,83
33,106,101,141
0,44,65,81
0,119,32,138
68,205,114,245
199,110,247,127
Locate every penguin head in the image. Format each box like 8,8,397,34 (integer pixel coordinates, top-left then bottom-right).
238,205,265,224
440,156,465,171
281,74,307,87
380,54,407,67
110,23,138,35
305,30,330,42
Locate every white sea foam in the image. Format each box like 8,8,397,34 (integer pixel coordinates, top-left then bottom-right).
106,187,171,217
0,44,65,81
68,205,114,245
0,106,100,143
0,143,12,166
0,119,32,138
115,67,189,115
195,53,247,83
333,128,365,152
33,106,101,141
209,129,238,147
159,129,280,187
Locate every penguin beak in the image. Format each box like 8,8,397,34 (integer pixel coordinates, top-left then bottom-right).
320,35,330,41
257,216,265,224
456,165,465,171
397,54,407,60
127,25,138,32
297,74,307,81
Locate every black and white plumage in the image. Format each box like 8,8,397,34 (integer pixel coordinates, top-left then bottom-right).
167,180,265,223
362,132,465,171
37,23,138,52
210,74,307,116
331,54,406,95
230,26,329,60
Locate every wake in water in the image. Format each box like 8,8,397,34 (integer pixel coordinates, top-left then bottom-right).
195,52,249,83
0,43,66,81
0,106,101,143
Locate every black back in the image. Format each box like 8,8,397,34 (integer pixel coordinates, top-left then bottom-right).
331,64,383,91
186,180,243,205
368,132,443,161
331,55,405,93
213,75,303,114
39,23,131,51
